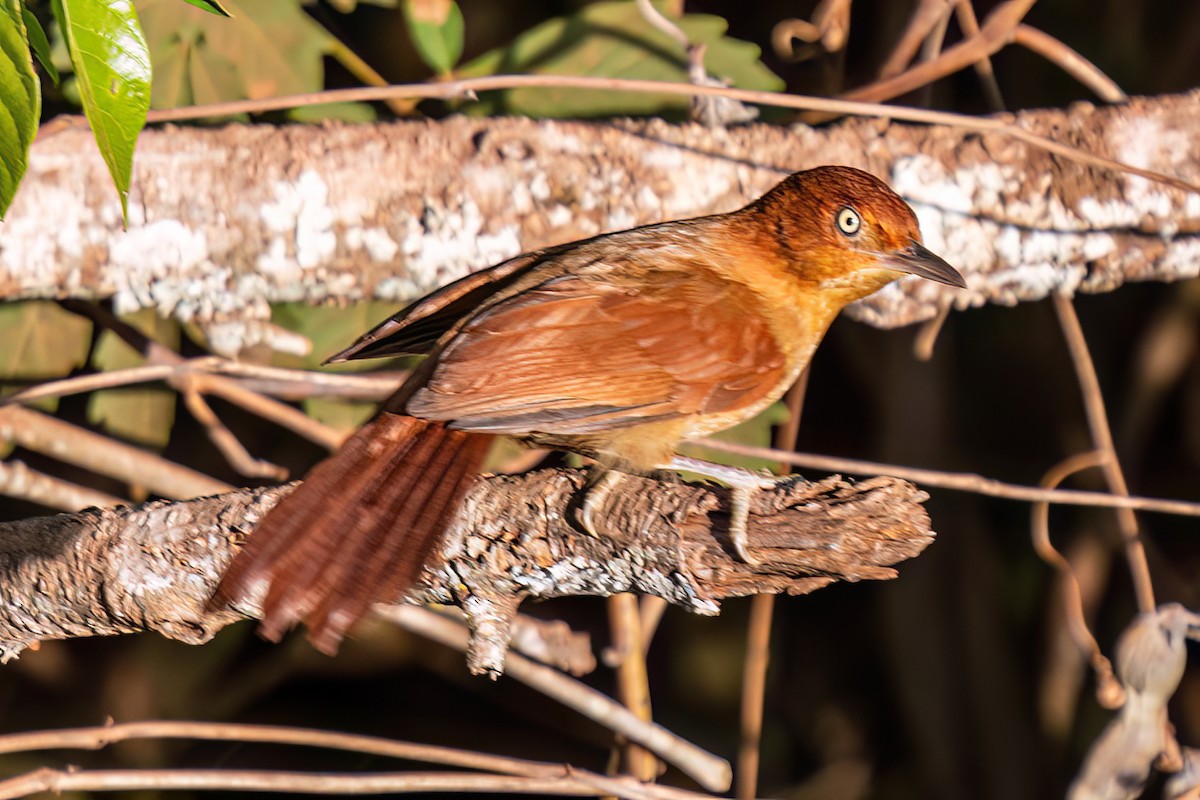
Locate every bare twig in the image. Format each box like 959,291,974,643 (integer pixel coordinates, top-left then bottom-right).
1013,24,1127,103
836,0,1037,109
0,720,706,800
0,767,698,800
879,0,952,79
607,593,659,781
1031,450,1123,709
635,0,689,49
693,439,1200,518
913,300,953,361
737,594,774,800
0,405,230,500
187,374,346,451
180,381,288,481
379,606,733,793
953,0,1006,110
1052,294,1155,613
736,371,809,800
0,359,400,408
772,0,852,56
0,460,123,511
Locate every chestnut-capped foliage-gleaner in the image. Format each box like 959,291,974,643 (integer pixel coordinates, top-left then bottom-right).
211,165,966,654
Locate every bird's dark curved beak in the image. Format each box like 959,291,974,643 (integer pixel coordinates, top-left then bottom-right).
884,241,967,288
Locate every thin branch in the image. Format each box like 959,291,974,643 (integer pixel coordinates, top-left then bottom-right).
607,593,659,781
0,767,689,800
879,0,952,79
132,75,1198,194
379,606,732,793
635,0,689,49
0,460,123,511
1030,450,1123,709
693,439,1200,518
737,594,774,800
1051,294,1155,613
0,720,708,800
953,0,1006,111
187,374,346,450
1013,24,1127,103
0,360,399,408
837,0,1037,107
0,362,196,406
180,382,288,480
0,405,230,500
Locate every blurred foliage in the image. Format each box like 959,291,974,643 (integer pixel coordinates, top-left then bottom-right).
459,0,782,117
87,309,180,448
0,0,39,217
0,2,1198,800
138,0,332,108
400,0,463,76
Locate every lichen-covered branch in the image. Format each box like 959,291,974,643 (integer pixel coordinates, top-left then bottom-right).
4,92,1198,353
0,470,933,674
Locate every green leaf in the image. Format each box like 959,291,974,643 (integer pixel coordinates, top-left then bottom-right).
88,309,179,448
137,0,333,110
177,0,231,16
459,1,783,118
288,99,376,123
53,0,151,222
303,397,374,433
22,6,58,85
401,0,462,75
0,0,40,218
0,301,93,413
270,301,405,371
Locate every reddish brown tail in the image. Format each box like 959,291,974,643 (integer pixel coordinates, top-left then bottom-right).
211,414,492,655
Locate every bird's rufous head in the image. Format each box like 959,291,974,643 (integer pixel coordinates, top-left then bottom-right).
753,165,965,299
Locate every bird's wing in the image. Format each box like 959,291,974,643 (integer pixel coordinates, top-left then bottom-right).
404,259,789,435
325,250,552,362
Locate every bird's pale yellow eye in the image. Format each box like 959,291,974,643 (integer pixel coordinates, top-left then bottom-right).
836,206,862,236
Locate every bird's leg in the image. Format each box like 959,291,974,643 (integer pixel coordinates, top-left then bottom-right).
576,465,622,538
664,455,791,565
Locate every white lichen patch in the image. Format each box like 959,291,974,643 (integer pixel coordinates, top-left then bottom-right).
344,227,400,263
257,169,338,275
399,199,522,291
106,220,216,317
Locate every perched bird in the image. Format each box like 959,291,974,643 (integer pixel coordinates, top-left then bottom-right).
212,165,965,654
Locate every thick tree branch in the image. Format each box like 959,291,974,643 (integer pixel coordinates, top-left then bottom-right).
4,92,1198,353
0,470,932,674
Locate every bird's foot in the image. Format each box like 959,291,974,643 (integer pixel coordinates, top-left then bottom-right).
575,467,622,538
665,455,796,565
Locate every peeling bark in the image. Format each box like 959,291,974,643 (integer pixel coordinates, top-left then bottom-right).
3,92,1198,353
0,470,932,674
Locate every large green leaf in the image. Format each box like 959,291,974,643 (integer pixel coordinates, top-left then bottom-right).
88,309,179,448
302,396,375,433
0,0,40,218
459,1,783,118
270,301,405,371
401,0,463,75
53,0,150,222
137,0,332,109
0,301,93,413
22,6,58,84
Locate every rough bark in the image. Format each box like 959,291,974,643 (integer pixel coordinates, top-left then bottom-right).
3,92,1198,353
0,470,932,674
